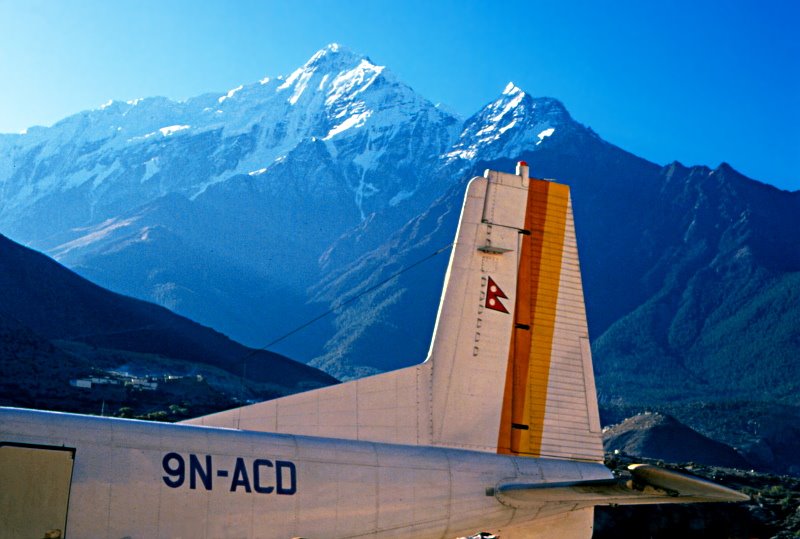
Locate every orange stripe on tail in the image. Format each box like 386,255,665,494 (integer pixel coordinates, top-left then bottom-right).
498,179,570,456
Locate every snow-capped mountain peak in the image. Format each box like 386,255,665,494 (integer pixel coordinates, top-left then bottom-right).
304,43,373,71
0,48,567,241
0,44,465,229
275,44,385,111
445,83,571,162
502,81,523,95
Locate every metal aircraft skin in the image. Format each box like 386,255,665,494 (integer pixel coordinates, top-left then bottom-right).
1,164,746,539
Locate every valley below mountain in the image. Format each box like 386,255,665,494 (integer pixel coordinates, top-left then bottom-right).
0,232,337,419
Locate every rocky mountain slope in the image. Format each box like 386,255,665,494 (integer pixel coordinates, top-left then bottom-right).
0,232,337,416
602,412,750,469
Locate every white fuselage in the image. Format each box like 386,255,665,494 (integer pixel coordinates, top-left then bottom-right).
1,407,611,539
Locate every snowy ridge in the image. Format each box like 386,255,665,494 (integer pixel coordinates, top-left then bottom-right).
445,82,569,162
0,44,572,253
184,44,458,203
159,125,191,136
218,85,244,104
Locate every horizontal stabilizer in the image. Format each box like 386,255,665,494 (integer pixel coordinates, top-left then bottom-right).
496,464,749,507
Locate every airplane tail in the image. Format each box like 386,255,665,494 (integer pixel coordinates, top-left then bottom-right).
186,164,604,462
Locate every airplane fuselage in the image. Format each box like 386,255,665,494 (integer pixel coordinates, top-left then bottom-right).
1,407,611,538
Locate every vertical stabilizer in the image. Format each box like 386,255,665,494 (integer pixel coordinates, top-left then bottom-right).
423,164,602,459
186,164,603,462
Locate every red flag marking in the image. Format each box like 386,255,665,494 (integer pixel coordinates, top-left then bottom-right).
486,276,510,314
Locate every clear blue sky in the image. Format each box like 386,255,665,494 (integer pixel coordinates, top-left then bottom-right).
1,0,797,190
